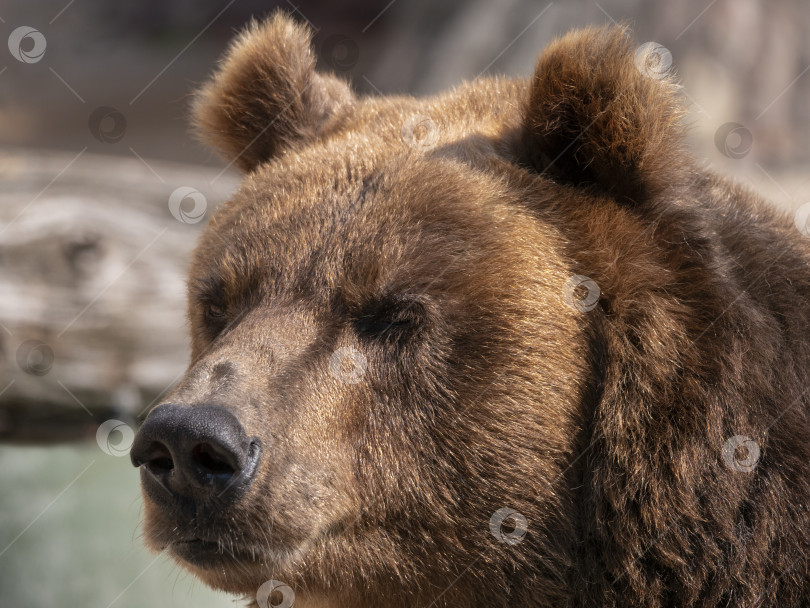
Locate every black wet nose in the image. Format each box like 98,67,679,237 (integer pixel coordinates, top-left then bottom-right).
130,404,261,507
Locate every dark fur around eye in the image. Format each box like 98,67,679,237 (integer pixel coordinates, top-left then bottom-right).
191,275,228,324
355,295,429,340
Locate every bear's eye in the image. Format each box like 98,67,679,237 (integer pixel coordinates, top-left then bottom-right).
204,302,227,320
192,274,229,326
355,296,428,340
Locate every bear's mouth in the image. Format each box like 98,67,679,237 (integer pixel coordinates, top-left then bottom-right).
170,537,257,568
168,532,318,572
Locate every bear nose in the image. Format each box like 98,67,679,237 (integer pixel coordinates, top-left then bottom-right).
130,404,261,506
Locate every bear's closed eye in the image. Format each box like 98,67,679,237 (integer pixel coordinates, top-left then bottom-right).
203,302,227,320
354,296,429,341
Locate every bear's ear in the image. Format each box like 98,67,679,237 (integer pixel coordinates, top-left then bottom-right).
522,26,686,203
192,12,354,172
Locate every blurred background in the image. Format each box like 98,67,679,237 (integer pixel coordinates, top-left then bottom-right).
1,0,808,605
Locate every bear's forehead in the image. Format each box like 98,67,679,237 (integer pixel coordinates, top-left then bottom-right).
207,132,521,248
191,147,566,314
200,161,512,275
190,78,559,304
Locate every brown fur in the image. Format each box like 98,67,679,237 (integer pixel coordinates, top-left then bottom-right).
138,12,810,607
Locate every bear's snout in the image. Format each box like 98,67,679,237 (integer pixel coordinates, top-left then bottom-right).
130,403,262,510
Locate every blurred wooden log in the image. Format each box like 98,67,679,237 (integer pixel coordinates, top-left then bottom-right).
0,149,238,441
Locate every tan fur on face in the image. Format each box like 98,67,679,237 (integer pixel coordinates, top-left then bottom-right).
136,11,810,608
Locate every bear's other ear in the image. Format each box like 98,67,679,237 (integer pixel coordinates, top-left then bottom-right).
193,11,353,172
522,26,686,203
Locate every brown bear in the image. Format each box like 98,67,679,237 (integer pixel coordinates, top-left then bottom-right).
129,12,810,608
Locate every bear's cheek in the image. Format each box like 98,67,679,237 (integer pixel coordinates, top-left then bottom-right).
246,449,360,542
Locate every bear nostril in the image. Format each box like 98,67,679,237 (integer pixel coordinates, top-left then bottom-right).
144,442,174,475
191,443,236,476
